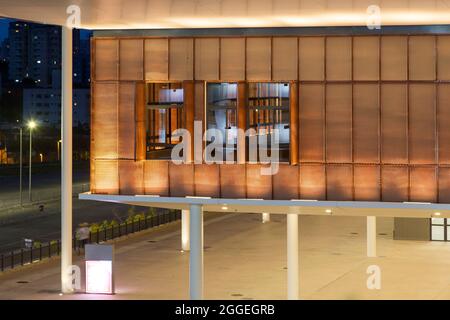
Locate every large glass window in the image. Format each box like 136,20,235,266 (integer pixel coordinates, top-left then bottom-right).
146,83,184,160
247,82,290,162
431,218,449,241
206,83,237,161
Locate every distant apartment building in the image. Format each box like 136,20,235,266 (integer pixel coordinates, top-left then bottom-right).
22,88,90,127
6,22,90,87
0,38,9,63
5,22,92,127
23,69,89,126
73,29,91,86
7,21,61,86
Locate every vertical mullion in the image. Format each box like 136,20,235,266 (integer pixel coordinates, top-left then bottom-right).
324,36,328,199
378,35,383,200
407,35,411,201
351,36,355,201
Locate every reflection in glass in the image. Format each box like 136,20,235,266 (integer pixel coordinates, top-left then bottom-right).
432,225,445,241
431,218,444,225
248,82,290,162
206,83,237,162
146,83,184,160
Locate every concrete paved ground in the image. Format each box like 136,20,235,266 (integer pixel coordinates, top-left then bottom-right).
0,212,450,300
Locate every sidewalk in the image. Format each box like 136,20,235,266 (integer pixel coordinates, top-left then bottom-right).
1,212,450,300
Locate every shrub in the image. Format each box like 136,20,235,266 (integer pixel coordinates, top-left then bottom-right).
33,241,42,249
89,223,100,233
147,207,156,218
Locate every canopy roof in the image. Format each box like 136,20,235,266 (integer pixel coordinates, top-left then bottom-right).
2,0,450,30
80,193,450,218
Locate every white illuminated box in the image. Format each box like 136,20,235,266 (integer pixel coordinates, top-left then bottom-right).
85,244,115,294
86,260,113,294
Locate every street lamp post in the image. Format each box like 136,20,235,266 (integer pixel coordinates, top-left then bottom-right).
27,121,36,202
57,139,62,161
19,127,22,206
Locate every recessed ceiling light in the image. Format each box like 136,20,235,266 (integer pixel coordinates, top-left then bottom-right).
221,206,228,211
434,212,441,216
325,209,332,214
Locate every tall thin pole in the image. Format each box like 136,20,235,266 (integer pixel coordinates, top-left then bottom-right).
182,209,190,251
61,26,73,294
28,128,32,202
287,213,299,300
367,216,377,257
19,127,22,206
189,204,203,300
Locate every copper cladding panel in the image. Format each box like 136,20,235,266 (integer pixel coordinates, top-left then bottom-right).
381,36,408,80
220,38,245,81
438,36,450,80
272,37,298,81
195,38,219,80
135,82,146,161
354,165,380,201
169,163,194,197
93,160,119,194
94,39,118,81
119,160,144,195
409,36,436,81
194,164,220,198
246,38,271,81
326,84,352,163
381,166,409,202
144,38,169,81
246,164,272,200
299,37,324,81
353,84,379,163
409,84,436,164
299,164,326,200
326,37,352,81
119,39,143,81
410,166,437,202
169,38,194,80
220,164,246,198
326,165,353,201
118,83,136,160
438,84,450,164
438,167,450,203
273,164,299,200
353,36,379,81
144,161,169,196
381,84,408,164
299,84,324,162
92,82,118,159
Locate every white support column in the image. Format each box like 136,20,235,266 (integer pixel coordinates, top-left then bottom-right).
262,213,270,223
287,213,299,300
61,26,73,294
189,204,203,300
367,216,377,258
182,209,190,251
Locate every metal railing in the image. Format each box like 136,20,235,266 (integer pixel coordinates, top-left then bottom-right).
0,210,181,272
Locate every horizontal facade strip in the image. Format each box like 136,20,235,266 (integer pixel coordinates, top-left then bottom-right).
93,25,450,38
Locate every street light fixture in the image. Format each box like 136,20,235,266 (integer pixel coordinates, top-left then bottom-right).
57,139,62,161
27,120,37,202
16,125,23,206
